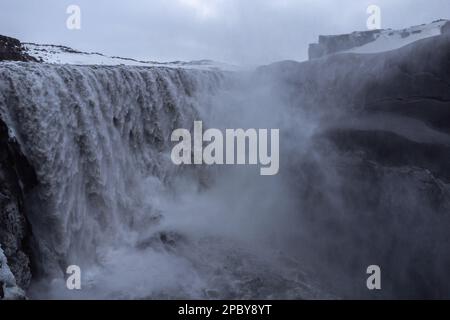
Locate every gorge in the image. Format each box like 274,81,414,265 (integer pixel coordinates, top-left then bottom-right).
1,23,450,299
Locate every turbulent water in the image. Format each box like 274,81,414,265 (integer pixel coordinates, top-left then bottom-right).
0,62,322,299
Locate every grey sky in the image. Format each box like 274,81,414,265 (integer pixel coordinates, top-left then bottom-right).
1,0,449,65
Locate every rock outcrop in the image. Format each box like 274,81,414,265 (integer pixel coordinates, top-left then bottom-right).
260,32,450,298
0,35,38,62
442,21,450,34
308,20,448,60
0,117,37,297
308,30,382,59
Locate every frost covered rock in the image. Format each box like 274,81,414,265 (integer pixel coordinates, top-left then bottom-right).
309,29,382,59
0,246,26,299
0,117,37,293
308,19,448,59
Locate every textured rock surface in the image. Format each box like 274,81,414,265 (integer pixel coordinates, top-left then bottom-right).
261,33,450,298
0,117,37,294
308,30,381,59
0,35,37,62
308,20,447,60
442,21,450,34
0,246,26,299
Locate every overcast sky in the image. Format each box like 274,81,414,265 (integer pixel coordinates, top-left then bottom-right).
1,0,449,65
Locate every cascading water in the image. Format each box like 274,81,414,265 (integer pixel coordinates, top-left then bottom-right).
0,62,322,299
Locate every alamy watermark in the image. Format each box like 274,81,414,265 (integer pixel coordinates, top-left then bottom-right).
66,5,81,30
366,265,381,290
64,5,380,32
66,265,81,290
367,5,381,30
171,121,279,176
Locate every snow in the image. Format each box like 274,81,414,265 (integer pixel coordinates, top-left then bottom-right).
344,20,447,55
23,43,240,71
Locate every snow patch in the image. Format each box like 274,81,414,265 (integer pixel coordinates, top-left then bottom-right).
345,20,447,54
23,43,240,71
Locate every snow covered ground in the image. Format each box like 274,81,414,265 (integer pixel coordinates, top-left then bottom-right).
344,20,448,54
23,43,239,71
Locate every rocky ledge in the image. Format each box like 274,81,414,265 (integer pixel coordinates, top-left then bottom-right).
0,118,37,299
260,31,450,298
309,19,450,60
0,35,38,62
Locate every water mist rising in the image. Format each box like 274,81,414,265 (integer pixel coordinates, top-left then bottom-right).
0,62,324,299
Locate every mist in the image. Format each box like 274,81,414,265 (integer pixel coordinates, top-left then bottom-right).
21,65,322,299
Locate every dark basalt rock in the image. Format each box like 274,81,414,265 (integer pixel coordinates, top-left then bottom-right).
0,35,37,62
262,33,450,134
261,33,450,298
324,129,450,183
0,117,38,291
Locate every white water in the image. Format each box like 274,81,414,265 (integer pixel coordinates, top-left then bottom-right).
0,62,323,299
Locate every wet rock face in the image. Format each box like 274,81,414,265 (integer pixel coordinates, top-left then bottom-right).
0,118,37,292
0,35,37,62
262,33,450,298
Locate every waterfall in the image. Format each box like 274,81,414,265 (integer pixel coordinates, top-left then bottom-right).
0,62,317,299
0,62,222,282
